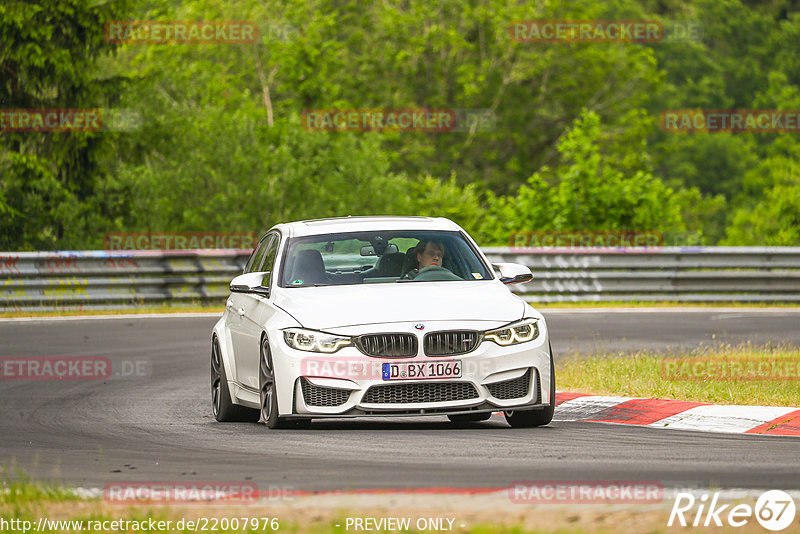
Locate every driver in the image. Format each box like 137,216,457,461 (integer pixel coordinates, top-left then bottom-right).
417,240,444,269
403,240,450,280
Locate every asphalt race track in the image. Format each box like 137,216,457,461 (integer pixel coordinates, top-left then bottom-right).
1,309,799,491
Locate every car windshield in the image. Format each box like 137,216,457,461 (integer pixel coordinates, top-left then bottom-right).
279,230,492,287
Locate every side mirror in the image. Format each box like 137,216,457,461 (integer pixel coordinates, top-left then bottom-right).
230,272,271,297
492,263,533,285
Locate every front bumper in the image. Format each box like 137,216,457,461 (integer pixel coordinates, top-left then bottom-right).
270,320,552,418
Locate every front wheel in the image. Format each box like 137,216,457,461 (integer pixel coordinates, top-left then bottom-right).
259,335,293,429
505,343,556,428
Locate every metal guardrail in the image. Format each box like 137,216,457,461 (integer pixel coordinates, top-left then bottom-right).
1,247,799,311
483,247,800,303
0,250,249,311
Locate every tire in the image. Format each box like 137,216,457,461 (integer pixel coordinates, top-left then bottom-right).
504,343,556,428
447,413,492,425
259,334,293,429
211,336,259,422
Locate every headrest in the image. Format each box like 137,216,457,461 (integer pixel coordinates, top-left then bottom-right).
289,249,328,285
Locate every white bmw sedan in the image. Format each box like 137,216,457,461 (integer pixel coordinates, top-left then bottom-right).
211,216,555,429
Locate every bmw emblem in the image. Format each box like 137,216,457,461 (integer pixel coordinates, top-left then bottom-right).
414,323,425,330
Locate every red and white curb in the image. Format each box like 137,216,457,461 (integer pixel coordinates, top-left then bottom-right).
554,392,800,436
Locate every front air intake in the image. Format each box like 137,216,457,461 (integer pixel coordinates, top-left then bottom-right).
486,369,532,400
362,382,479,404
300,378,351,407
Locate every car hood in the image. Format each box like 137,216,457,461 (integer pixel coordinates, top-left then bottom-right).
273,281,527,329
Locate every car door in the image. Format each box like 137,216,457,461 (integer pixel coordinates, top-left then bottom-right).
234,232,282,390
228,234,273,388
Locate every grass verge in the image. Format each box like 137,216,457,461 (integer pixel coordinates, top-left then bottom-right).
0,473,695,534
557,343,800,406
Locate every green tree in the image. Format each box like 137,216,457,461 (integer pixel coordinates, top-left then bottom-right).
477,111,684,244
0,0,132,249
724,182,800,245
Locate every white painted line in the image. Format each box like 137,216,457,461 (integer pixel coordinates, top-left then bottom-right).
0,312,222,323
708,313,800,320
649,405,798,434
542,307,800,314
554,395,637,421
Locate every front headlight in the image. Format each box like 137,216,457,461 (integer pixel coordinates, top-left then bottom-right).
283,328,352,353
484,318,539,346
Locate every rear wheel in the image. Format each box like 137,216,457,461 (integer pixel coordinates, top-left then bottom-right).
505,343,556,428
447,413,492,425
211,336,258,422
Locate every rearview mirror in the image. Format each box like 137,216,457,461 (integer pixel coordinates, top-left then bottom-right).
230,272,271,296
360,243,399,256
492,263,533,285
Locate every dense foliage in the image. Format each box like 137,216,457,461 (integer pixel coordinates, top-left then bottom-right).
2,0,799,249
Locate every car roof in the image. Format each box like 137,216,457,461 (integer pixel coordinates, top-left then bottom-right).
273,216,463,238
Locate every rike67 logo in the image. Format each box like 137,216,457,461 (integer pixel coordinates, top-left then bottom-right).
669,490,797,531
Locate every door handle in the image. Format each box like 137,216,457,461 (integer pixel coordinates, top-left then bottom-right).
237,307,246,317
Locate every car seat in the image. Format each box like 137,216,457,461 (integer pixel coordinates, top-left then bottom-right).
375,252,405,276
288,249,330,286
361,251,405,279
399,247,420,278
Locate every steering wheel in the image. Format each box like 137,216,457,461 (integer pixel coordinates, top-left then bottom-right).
419,266,448,273
411,265,463,281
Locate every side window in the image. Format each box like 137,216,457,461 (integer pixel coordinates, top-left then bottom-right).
260,234,281,286
245,235,272,274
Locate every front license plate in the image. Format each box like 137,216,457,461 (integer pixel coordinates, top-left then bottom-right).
382,360,462,380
